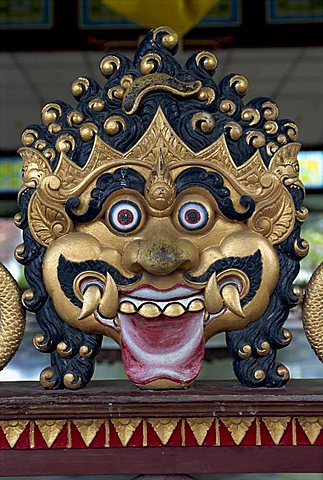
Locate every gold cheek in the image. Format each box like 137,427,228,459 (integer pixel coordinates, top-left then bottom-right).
200,230,280,340
42,232,121,340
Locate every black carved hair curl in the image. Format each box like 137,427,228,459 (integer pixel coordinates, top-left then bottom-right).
17,188,102,390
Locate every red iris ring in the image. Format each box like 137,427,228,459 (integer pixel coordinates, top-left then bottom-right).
184,209,201,224
117,209,134,226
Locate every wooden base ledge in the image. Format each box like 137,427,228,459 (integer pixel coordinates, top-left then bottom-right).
0,379,321,475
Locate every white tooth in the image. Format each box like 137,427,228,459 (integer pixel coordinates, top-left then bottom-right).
119,294,204,311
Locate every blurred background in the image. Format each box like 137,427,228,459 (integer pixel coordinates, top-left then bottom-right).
0,1,323,478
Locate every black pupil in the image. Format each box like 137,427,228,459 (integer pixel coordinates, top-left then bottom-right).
186,210,199,223
118,209,133,225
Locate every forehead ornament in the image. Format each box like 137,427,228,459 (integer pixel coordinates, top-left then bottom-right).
145,150,176,214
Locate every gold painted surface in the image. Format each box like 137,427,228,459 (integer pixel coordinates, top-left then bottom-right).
187,418,214,446
303,262,323,362
297,416,323,445
24,108,301,248
0,263,26,370
35,420,66,448
111,418,141,447
262,416,291,445
148,418,179,445
73,419,104,447
221,417,254,445
1,420,29,448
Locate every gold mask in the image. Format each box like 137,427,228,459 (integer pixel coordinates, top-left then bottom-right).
16,27,308,390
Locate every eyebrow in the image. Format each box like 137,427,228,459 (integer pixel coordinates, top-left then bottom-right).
175,167,255,221
65,167,145,223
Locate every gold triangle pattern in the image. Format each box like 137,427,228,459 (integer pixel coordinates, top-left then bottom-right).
111,418,141,447
187,418,214,446
73,419,104,447
1,420,29,448
221,417,254,445
148,418,179,445
262,417,291,445
298,416,323,445
35,420,66,448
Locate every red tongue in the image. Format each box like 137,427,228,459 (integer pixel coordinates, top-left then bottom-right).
119,310,205,387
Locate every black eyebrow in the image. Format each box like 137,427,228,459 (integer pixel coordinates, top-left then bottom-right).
175,167,255,221
65,167,145,223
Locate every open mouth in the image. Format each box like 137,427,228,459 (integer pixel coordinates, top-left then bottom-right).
116,285,205,387
77,273,249,388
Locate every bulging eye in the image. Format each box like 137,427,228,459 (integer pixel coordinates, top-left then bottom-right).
178,202,209,231
108,200,142,233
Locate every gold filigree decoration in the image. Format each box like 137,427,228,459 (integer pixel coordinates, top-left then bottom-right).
303,263,323,363
57,341,73,358
254,369,266,380
152,26,178,49
197,87,216,105
256,341,271,356
88,98,105,112
104,115,126,136
195,51,217,71
277,365,290,381
67,111,84,126
28,193,73,247
238,344,252,359
284,122,298,141
79,123,98,142
71,77,90,98
262,417,291,445
294,238,309,257
266,141,279,156
21,129,38,146
229,75,248,95
187,418,214,446
73,419,103,447
40,367,56,388
55,134,76,154
1,420,29,448
297,417,323,445
264,121,278,134
270,142,302,186
192,112,215,133
220,99,236,115
33,333,49,352
100,55,121,77
41,103,62,126
221,417,254,445
241,108,260,126
48,123,62,134
148,418,179,445
18,147,51,190
246,131,266,148
262,101,279,120
111,418,141,446
35,420,66,448
63,372,82,389
225,122,242,140
140,53,162,74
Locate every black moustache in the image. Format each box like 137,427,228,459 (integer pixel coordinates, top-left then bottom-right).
57,255,141,309
185,250,263,307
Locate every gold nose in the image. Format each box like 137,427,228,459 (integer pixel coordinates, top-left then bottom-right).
122,228,199,276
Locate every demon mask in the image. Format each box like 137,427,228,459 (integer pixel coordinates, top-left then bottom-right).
16,27,308,390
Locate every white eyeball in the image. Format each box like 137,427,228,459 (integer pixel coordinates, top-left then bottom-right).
178,202,209,231
108,200,142,232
